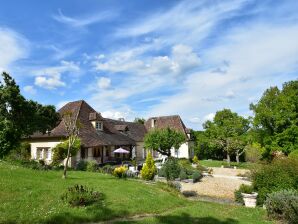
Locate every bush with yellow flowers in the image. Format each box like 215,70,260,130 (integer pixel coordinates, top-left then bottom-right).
113,166,128,178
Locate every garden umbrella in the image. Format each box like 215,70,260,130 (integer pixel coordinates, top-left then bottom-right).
113,147,130,154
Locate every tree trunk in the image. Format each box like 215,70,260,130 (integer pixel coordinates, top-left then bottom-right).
236,152,240,164
227,153,231,166
62,143,71,179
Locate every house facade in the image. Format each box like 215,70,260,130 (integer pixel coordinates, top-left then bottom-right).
28,100,194,166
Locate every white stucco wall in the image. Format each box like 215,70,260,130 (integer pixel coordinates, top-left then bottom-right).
170,141,194,159
30,140,61,163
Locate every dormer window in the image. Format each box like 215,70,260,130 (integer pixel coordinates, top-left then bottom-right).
95,121,103,131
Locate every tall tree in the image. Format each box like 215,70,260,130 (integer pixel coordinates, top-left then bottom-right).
250,80,298,154
144,127,186,157
203,109,249,164
62,111,81,179
0,72,59,157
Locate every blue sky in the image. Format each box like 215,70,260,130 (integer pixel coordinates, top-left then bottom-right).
1,0,298,130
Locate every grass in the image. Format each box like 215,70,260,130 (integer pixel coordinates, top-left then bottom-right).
0,161,273,224
199,159,256,169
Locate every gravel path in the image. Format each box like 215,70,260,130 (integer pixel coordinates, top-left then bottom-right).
181,168,251,200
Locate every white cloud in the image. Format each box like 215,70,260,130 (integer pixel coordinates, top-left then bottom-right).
33,60,80,89
23,85,37,95
101,110,126,120
53,9,117,27
97,77,111,89
204,113,215,122
94,44,200,76
0,27,29,72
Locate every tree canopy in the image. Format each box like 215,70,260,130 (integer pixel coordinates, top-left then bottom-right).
144,127,186,157
203,109,250,163
134,117,145,124
250,80,298,154
0,72,59,157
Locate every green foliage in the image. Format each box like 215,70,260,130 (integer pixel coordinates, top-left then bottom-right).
245,143,264,162
160,157,181,181
203,109,249,162
6,142,31,161
86,160,98,172
134,117,145,124
102,164,115,174
144,127,186,156
113,166,127,178
61,184,102,207
234,184,254,204
76,160,87,171
179,169,188,180
250,80,298,155
192,155,199,164
0,72,59,158
52,139,81,165
265,189,298,224
252,157,298,204
289,150,298,159
192,171,202,183
141,152,157,180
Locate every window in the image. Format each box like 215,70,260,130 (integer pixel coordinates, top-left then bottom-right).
93,147,101,157
81,148,87,159
46,149,51,160
106,149,110,157
95,121,103,131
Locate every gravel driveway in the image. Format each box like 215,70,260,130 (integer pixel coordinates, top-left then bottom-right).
181,168,251,200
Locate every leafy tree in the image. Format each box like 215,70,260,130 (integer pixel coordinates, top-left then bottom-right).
203,109,250,165
52,139,81,166
0,72,59,158
141,152,156,180
134,117,145,124
144,127,186,157
250,80,298,155
61,111,81,179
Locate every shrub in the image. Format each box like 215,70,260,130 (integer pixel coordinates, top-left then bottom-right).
86,160,98,172
167,181,182,192
192,171,202,183
6,142,31,160
179,169,188,180
113,166,127,178
102,165,114,174
61,184,102,207
234,184,254,204
76,160,87,171
252,157,298,205
193,155,199,164
52,139,81,166
265,189,298,224
141,152,157,180
161,158,181,181
289,150,298,160
245,143,264,162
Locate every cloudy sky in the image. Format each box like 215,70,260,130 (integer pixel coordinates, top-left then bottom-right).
0,0,297,130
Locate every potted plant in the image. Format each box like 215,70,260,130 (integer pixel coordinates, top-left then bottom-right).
241,192,258,208
238,184,258,208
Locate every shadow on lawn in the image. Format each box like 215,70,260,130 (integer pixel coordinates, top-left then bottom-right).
118,212,239,224
42,193,129,224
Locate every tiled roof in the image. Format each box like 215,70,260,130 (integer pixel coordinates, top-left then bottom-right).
144,115,188,137
29,100,135,147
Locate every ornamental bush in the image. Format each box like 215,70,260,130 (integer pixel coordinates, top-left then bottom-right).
192,171,202,183
76,160,87,171
252,157,298,205
192,155,199,164
141,152,157,180
265,189,298,224
161,157,181,181
61,184,102,207
86,160,98,172
245,143,264,162
113,166,127,178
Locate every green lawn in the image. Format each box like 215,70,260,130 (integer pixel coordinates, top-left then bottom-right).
0,161,273,224
199,160,256,169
